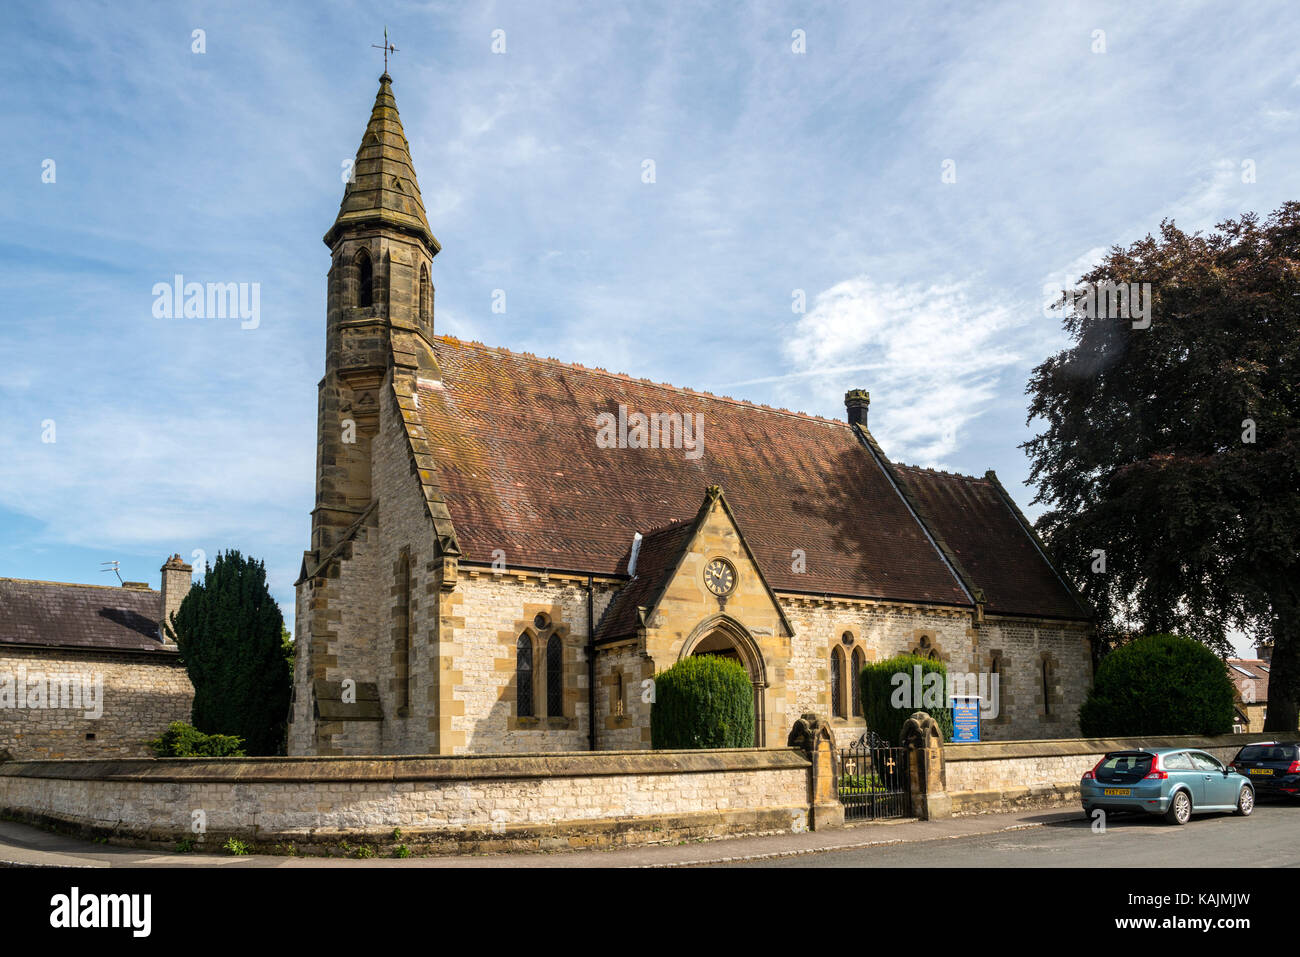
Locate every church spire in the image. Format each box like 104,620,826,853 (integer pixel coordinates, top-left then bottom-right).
324,74,440,256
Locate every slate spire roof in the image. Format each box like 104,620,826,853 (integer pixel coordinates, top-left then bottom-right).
323,73,440,254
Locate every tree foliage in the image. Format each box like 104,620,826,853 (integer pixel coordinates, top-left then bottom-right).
147,721,246,757
165,550,291,755
1024,203,1300,731
650,655,754,749
1079,634,1235,737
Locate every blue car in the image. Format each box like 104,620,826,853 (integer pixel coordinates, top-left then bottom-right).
1080,748,1255,825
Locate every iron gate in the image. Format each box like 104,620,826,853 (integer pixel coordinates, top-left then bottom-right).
837,731,912,821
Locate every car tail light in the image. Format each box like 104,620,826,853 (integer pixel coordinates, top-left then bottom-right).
1288,760,1299,774
1144,755,1168,780
1083,758,1105,781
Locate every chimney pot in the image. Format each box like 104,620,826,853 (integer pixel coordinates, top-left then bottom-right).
845,389,870,427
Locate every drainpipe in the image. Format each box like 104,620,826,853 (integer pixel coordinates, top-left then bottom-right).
587,575,597,751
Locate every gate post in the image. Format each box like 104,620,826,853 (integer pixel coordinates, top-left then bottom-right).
787,712,843,830
901,711,951,820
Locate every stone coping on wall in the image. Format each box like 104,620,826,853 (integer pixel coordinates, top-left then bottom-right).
0,746,810,784
944,732,1262,762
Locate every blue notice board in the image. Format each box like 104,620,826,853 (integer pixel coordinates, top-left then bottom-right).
951,696,981,743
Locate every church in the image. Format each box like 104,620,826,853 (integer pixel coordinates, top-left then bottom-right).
287,74,1095,756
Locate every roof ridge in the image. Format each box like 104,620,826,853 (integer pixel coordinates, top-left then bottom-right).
0,577,157,593
429,334,848,427
897,463,984,482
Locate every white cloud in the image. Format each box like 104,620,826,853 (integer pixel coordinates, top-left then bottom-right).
770,276,1027,464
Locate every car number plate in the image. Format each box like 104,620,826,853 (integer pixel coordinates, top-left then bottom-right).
1249,768,1274,775
1103,788,1131,796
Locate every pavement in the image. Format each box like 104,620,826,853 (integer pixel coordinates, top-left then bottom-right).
0,805,1086,868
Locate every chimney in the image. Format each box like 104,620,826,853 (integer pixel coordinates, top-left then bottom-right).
159,554,194,644
1256,641,1272,663
845,389,870,428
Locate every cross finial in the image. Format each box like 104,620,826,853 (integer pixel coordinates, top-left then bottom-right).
371,26,398,75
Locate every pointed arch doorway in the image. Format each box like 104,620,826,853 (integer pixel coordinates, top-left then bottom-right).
680,615,768,747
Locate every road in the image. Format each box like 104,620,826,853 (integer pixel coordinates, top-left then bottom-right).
712,800,1300,867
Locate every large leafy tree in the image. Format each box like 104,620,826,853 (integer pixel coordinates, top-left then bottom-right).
165,550,292,754
1024,202,1300,732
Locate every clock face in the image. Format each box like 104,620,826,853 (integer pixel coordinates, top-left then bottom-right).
704,558,736,596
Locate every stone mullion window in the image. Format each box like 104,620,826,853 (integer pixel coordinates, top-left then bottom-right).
546,634,563,718
830,646,845,719
851,646,865,717
516,634,535,717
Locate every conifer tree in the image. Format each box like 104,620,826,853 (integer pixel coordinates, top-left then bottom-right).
165,550,291,754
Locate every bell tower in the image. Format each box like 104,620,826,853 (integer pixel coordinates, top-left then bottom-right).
312,72,442,557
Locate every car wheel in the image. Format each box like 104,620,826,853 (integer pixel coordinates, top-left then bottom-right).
1236,786,1254,817
1165,789,1191,825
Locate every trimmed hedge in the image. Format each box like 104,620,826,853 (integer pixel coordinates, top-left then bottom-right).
1079,633,1235,736
860,654,954,745
147,721,246,757
650,655,754,749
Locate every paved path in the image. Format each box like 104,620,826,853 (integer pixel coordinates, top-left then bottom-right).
0,806,1082,868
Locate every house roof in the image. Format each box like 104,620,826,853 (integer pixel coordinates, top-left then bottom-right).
410,335,1090,621
1227,658,1270,704
891,466,1091,620
0,578,174,654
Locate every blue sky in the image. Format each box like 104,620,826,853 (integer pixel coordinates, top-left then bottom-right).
2,1,1297,654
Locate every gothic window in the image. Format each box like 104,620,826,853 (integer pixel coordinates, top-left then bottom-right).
356,249,373,308
851,646,865,717
419,264,430,325
546,634,563,717
516,634,534,717
1041,658,1053,718
612,672,625,717
830,646,845,719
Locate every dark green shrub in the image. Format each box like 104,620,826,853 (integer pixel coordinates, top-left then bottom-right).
148,721,245,757
1079,633,1234,736
165,550,291,755
650,655,754,749
859,654,954,745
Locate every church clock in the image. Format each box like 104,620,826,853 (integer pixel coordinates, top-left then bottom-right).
703,558,736,596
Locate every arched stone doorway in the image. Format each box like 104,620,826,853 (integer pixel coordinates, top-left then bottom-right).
680,615,768,747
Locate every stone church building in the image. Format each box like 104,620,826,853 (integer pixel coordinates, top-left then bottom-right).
288,74,1095,756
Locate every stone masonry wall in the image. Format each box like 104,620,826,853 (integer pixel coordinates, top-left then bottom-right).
0,647,192,759
0,748,811,854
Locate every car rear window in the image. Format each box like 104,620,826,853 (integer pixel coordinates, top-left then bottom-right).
1238,744,1298,762
1097,753,1153,781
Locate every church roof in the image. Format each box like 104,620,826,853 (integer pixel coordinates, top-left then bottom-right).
0,578,176,654
890,466,1091,620
324,74,439,254
410,336,1090,620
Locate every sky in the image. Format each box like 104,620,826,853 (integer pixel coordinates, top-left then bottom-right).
2,1,1297,656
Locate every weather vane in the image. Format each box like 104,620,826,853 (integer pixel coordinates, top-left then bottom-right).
372,26,398,74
